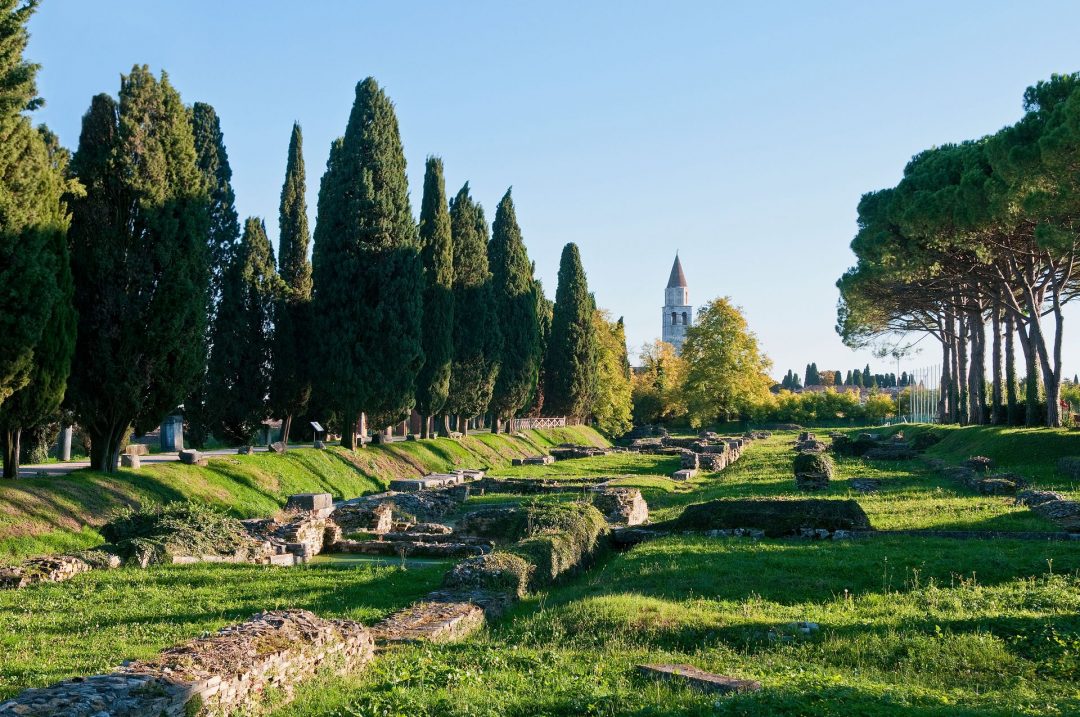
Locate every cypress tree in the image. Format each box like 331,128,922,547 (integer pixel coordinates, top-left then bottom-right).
311,78,422,448
545,243,598,417
0,0,73,410
269,122,312,445
528,289,555,416
0,130,75,478
414,157,454,438
863,364,872,386
67,67,211,471
488,189,541,431
444,184,500,434
205,218,279,444
186,101,240,447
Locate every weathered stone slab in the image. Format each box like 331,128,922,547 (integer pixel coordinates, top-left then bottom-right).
268,441,286,453
123,443,149,456
120,453,141,469
637,663,761,694
672,469,696,481
178,449,207,466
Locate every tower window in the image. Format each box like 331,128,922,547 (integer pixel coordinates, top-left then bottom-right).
671,312,677,325
682,311,688,325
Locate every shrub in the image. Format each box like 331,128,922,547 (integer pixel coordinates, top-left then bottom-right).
507,502,607,588
911,430,943,451
674,498,871,536
793,451,835,479
100,502,252,565
442,553,533,597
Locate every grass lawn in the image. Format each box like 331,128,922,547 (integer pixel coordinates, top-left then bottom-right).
0,560,447,699
272,533,1080,716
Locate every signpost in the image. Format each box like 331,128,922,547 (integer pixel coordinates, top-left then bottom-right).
310,421,325,449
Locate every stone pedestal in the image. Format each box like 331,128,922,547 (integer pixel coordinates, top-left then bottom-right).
159,413,184,452
56,426,72,462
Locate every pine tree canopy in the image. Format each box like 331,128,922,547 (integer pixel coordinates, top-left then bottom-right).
311,78,423,441
414,156,454,421
445,183,500,419
269,122,312,438
488,188,541,421
205,217,279,444
544,242,597,418
67,66,211,471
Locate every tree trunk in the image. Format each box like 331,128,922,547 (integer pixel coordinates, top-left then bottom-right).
1015,318,1039,426
969,309,986,424
340,411,358,450
957,312,969,425
420,415,430,439
457,415,468,437
991,299,1003,424
89,423,125,473
281,415,293,448
492,415,502,435
2,428,20,479
939,337,951,424
1005,312,1017,425
441,414,452,437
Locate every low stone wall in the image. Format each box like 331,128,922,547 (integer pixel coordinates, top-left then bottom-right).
330,538,490,558
371,590,511,644
0,610,374,717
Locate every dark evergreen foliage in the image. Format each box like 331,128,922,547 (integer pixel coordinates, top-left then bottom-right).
488,189,541,428
0,130,74,478
269,122,312,444
311,78,422,448
67,67,211,471
544,243,597,417
185,101,240,447
205,218,279,444
414,157,454,436
444,184,500,424
0,0,72,411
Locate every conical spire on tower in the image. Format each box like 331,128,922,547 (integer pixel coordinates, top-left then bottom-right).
667,254,688,288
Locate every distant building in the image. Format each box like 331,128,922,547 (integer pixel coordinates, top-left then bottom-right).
662,254,693,353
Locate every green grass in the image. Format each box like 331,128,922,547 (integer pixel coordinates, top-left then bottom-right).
0,426,609,562
0,560,446,699
272,534,1080,716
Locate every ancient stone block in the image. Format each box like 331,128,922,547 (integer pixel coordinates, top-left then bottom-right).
123,443,148,456
372,590,510,644
285,492,334,515
237,445,254,455
269,441,286,453
0,555,91,590
120,453,140,469
178,449,203,465
637,663,761,694
672,469,696,481
681,451,700,470
591,487,649,526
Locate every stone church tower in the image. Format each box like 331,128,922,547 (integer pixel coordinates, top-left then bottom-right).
662,254,693,353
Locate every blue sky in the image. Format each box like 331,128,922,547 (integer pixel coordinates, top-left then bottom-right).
26,1,1080,380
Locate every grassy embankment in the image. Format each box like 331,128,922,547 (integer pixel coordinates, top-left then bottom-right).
0,425,608,562
269,427,1080,717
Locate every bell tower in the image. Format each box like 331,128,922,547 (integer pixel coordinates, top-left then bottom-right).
662,254,692,353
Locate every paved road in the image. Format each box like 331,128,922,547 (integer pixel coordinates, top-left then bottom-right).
16,446,274,478
16,429,494,478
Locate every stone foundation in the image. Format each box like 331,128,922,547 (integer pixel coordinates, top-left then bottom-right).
591,487,649,526
371,590,512,644
0,555,93,590
0,610,374,717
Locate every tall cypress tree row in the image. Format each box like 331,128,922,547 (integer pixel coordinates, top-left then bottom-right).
414,157,454,438
67,67,211,471
186,101,240,446
205,218,279,444
269,122,312,445
545,242,598,418
488,189,541,431
0,0,73,411
0,130,75,478
444,183,500,433
311,78,423,448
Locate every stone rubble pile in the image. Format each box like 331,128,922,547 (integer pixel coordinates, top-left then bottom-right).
549,444,609,460
1017,490,1080,530
0,610,374,717
0,554,99,590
